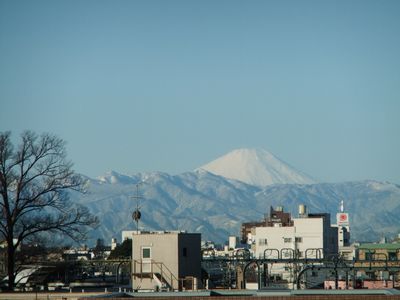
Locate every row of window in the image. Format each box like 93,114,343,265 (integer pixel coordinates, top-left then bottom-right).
258,237,303,245
364,252,397,261
141,247,188,258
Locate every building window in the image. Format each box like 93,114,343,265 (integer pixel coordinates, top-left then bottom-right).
295,237,302,243
389,252,397,261
142,247,151,259
259,238,268,246
283,251,291,258
365,252,373,261
284,238,292,243
183,247,187,257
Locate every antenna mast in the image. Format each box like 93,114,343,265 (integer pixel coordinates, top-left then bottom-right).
132,183,143,234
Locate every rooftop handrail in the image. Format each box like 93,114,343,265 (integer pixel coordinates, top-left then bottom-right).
263,248,280,260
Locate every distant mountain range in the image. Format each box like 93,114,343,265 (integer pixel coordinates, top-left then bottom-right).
70,148,400,246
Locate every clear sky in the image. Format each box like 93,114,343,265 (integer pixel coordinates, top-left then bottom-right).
1,0,399,183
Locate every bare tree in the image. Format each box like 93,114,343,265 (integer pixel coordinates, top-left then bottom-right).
0,131,98,290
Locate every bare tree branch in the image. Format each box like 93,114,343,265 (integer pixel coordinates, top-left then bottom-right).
0,131,98,291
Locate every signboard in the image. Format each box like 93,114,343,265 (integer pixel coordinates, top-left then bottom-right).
336,213,349,226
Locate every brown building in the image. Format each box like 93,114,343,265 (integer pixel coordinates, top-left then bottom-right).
355,242,400,286
240,206,293,243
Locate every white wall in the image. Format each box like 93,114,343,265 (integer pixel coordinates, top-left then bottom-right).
253,217,333,259
254,226,295,258
294,218,324,258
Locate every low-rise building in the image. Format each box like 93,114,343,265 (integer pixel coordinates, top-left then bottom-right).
241,206,293,244
356,242,400,261
243,205,338,288
252,206,338,259
354,242,400,288
332,200,351,260
131,231,202,291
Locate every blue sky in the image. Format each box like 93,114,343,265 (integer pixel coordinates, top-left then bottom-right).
1,0,399,183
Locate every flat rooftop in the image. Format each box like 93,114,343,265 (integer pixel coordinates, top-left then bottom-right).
77,289,400,299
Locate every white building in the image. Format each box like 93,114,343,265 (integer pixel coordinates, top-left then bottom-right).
253,207,338,259
111,238,118,251
122,230,136,241
334,200,351,248
331,200,354,260
250,205,338,288
229,236,238,250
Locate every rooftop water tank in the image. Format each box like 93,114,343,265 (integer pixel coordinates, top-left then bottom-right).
299,204,307,217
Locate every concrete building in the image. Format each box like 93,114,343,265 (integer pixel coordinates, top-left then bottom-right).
252,206,338,259
246,205,338,288
228,236,238,250
354,242,400,287
241,206,293,244
111,238,118,251
334,200,351,248
131,231,202,291
330,200,354,260
122,230,135,241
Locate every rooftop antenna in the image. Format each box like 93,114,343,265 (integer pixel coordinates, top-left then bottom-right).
132,182,143,234
340,200,344,213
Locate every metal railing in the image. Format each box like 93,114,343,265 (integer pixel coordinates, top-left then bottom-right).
132,259,190,291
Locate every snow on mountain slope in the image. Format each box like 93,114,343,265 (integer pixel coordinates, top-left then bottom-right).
70,150,398,245
72,170,400,246
97,170,137,184
198,148,316,187
75,170,261,244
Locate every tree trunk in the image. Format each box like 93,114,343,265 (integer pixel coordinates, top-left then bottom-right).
0,131,98,290
6,240,15,291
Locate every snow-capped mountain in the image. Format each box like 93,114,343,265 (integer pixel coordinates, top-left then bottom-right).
72,170,400,246
198,148,315,187
68,149,400,246
75,170,260,244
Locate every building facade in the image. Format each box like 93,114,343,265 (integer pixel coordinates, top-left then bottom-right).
241,206,293,244
131,231,202,291
246,206,338,288
252,206,338,259
354,242,400,287
334,200,351,248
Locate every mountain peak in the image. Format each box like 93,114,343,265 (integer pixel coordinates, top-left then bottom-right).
197,148,316,187
97,170,136,184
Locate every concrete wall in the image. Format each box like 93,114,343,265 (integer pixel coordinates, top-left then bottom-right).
132,233,179,290
253,226,295,258
177,233,201,282
294,218,324,257
254,217,336,259
132,232,201,291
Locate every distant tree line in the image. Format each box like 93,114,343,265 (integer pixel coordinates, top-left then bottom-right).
108,239,132,259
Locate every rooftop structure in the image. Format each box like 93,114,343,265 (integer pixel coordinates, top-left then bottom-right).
131,231,202,291
333,200,351,248
240,206,293,244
